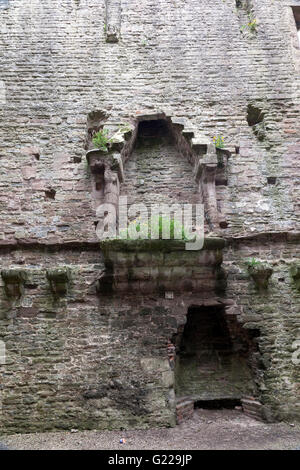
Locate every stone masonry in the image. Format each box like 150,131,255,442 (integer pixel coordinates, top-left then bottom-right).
0,0,299,433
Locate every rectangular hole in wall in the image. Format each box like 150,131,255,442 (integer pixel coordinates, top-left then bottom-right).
267,177,277,185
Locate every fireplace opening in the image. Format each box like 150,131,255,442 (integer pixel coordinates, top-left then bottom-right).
194,398,242,410
173,305,258,403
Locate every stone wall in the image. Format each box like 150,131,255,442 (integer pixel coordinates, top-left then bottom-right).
0,0,299,432
174,305,256,401
223,234,300,422
0,0,299,241
120,120,199,212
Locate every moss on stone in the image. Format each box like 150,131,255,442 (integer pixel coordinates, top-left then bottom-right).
100,237,225,254
46,268,71,283
1,269,27,283
247,264,273,290
290,263,300,290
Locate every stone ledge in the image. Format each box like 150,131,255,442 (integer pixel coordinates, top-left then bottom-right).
100,237,226,253
1,269,27,298
0,231,298,252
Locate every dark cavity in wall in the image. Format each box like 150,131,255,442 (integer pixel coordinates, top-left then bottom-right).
173,305,258,403
292,6,300,31
135,119,174,147
194,398,241,410
247,104,266,141
247,104,264,126
45,188,56,200
292,6,300,47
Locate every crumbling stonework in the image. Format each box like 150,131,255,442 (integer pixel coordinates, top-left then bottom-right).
0,0,299,433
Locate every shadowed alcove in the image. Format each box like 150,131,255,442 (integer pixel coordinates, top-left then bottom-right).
120,118,200,213
173,305,257,406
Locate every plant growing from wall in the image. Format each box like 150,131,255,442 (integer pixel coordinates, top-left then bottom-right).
117,215,194,241
154,215,190,240
246,257,262,267
92,129,111,152
240,14,258,34
213,135,225,149
248,17,257,32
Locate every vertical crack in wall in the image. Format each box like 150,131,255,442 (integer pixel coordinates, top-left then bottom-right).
105,0,121,43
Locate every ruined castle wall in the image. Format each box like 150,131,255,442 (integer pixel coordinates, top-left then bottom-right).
223,235,300,422
0,0,299,432
0,236,299,432
0,0,299,241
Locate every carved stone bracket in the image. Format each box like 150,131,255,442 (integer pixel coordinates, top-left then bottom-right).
86,123,136,228
1,269,27,298
194,143,230,232
46,268,71,296
87,150,124,183
290,263,300,290
194,144,219,231
248,264,273,291
105,0,121,43
86,150,122,230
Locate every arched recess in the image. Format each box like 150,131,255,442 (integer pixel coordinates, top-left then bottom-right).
120,117,200,218
86,111,230,235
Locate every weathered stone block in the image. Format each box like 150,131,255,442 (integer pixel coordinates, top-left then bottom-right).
290,263,300,290
46,268,71,296
1,269,27,298
248,264,273,291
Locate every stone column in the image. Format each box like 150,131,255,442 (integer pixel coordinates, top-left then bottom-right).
102,166,120,233
195,144,219,232
104,167,120,207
